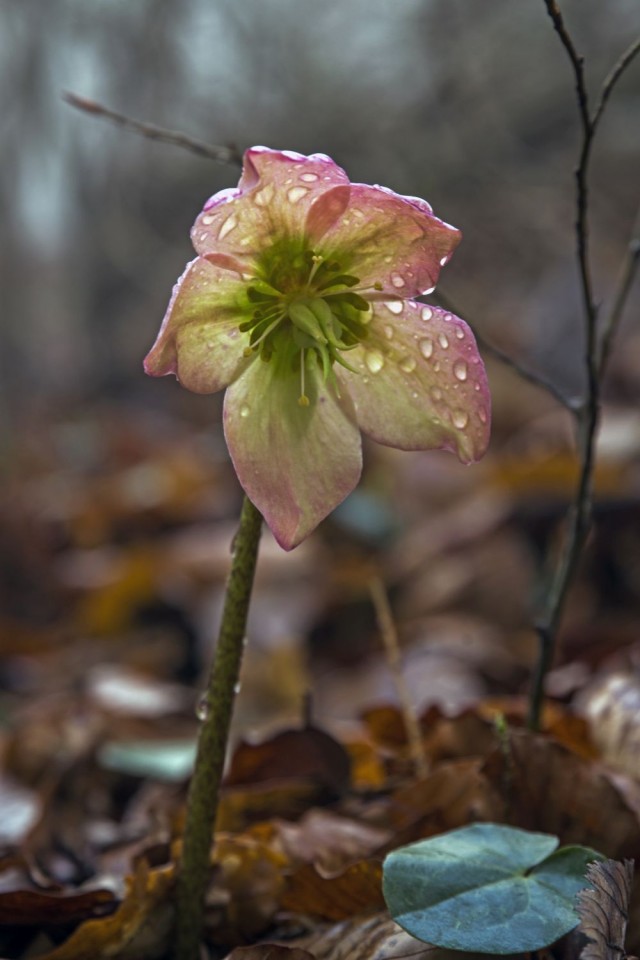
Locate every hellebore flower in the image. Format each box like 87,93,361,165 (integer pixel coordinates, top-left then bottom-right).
144,147,491,549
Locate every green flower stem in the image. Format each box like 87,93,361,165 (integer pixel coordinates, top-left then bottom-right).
175,495,263,960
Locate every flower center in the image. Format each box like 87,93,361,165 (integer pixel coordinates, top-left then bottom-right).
239,248,370,405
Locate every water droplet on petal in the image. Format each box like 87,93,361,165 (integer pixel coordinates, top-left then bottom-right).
219,215,237,239
365,350,385,374
287,186,308,203
440,256,449,266
419,338,434,359
300,172,318,182
478,407,488,423
421,306,433,322
453,409,469,429
431,387,443,402
384,255,392,264
199,232,208,242
233,682,242,694
240,404,251,418
383,325,394,340
254,184,274,207
201,214,214,225
453,360,468,381
399,356,417,373
385,301,403,315
455,327,465,340
443,313,453,322
412,391,419,400
434,361,441,372
391,273,405,288
438,333,449,349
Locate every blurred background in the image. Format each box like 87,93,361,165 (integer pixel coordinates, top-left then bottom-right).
1,0,640,725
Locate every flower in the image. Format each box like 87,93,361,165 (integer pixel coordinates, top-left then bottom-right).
144,147,491,550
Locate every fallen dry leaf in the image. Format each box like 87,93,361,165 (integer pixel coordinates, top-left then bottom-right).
578,859,635,960
35,858,174,960
225,725,351,797
281,860,385,921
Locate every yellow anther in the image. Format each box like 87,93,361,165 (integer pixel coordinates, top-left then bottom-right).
243,346,254,357
298,395,310,407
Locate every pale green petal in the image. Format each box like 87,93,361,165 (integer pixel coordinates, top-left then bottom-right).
144,257,250,394
338,300,491,463
224,359,362,550
319,184,460,298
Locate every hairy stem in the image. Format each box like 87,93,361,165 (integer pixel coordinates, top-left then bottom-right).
175,495,262,960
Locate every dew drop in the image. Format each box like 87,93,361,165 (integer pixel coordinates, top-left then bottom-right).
300,172,318,182
412,391,419,400
240,404,251,418
385,301,403,315
474,382,481,391
434,361,441,372
196,695,209,721
201,214,214,225
440,256,449,266
438,333,450,349
199,232,208,242
233,682,242,694
365,350,385,374
399,355,417,373
391,273,405,288
384,255,393,264
431,387,443,402
421,306,433,322
453,360,468,381
419,338,434,359
478,408,488,423
287,186,309,204
455,327,465,340
254,184,274,207
453,409,469,429
352,208,365,219
383,325,394,340
218,215,237,239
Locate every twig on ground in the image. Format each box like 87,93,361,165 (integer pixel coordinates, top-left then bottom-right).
368,575,429,780
63,92,243,167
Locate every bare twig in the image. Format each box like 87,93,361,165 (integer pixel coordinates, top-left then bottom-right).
529,7,640,729
599,215,640,379
63,92,243,167
368,575,428,780
437,292,578,413
592,36,640,134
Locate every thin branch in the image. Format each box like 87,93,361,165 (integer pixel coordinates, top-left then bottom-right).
368,575,428,780
599,232,640,379
63,92,243,167
592,36,640,134
528,3,640,729
542,0,590,134
437,292,578,412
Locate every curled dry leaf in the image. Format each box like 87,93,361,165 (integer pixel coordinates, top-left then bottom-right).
578,859,635,960
578,673,640,778
227,946,315,960
36,858,174,960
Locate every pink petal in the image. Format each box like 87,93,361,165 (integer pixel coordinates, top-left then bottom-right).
191,148,351,265
337,300,490,463
319,184,460,298
223,358,362,550
144,257,249,394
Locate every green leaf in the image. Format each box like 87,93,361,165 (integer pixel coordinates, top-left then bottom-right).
383,823,603,955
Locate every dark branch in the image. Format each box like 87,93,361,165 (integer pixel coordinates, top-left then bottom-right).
63,92,243,167
592,36,640,133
